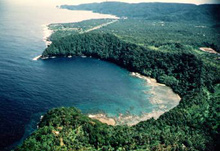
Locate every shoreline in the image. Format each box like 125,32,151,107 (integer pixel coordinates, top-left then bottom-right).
32,24,53,61
88,114,116,126
33,55,89,61
42,24,53,46
88,72,181,126
34,20,180,125
131,72,166,87
33,18,119,61
32,55,42,61
131,72,181,102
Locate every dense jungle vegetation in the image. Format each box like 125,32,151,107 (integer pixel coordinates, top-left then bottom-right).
16,2,220,151
42,33,219,96
48,18,220,54
17,32,220,151
60,2,220,52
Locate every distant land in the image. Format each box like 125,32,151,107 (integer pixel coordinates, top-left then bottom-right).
61,2,220,22
16,2,220,151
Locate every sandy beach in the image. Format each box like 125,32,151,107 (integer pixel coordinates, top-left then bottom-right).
130,72,166,87
88,114,116,126
88,109,169,126
88,72,181,126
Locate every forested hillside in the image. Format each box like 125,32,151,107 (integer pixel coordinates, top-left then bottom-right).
42,33,219,96
16,85,219,151
16,32,220,150
61,2,220,22
49,18,220,53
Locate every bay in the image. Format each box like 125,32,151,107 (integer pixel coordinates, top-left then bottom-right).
0,0,153,150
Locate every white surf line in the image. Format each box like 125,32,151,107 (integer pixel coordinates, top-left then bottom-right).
42,24,54,46
33,20,118,61
83,19,118,33
33,24,54,61
33,55,42,61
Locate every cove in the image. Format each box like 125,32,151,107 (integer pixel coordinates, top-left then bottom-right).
39,57,180,126
0,0,179,150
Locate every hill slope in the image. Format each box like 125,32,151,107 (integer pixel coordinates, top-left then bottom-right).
16,33,219,150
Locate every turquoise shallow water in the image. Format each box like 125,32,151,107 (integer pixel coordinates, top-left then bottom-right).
0,1,154,150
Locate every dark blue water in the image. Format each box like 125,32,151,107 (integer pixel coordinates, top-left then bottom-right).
0,1,152,150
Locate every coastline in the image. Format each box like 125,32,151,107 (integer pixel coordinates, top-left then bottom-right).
88,72,181,126
88,114,116,126
33,20,181,126
32,55,42,61
42,24,53,46
33,18,119,61
32,24,53,61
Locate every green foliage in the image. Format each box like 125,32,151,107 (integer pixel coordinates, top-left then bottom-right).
158,75,179,87
49,19,220,54
49,19,115,41
42,32,219,96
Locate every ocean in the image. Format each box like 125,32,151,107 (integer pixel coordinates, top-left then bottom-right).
0,0,179,150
